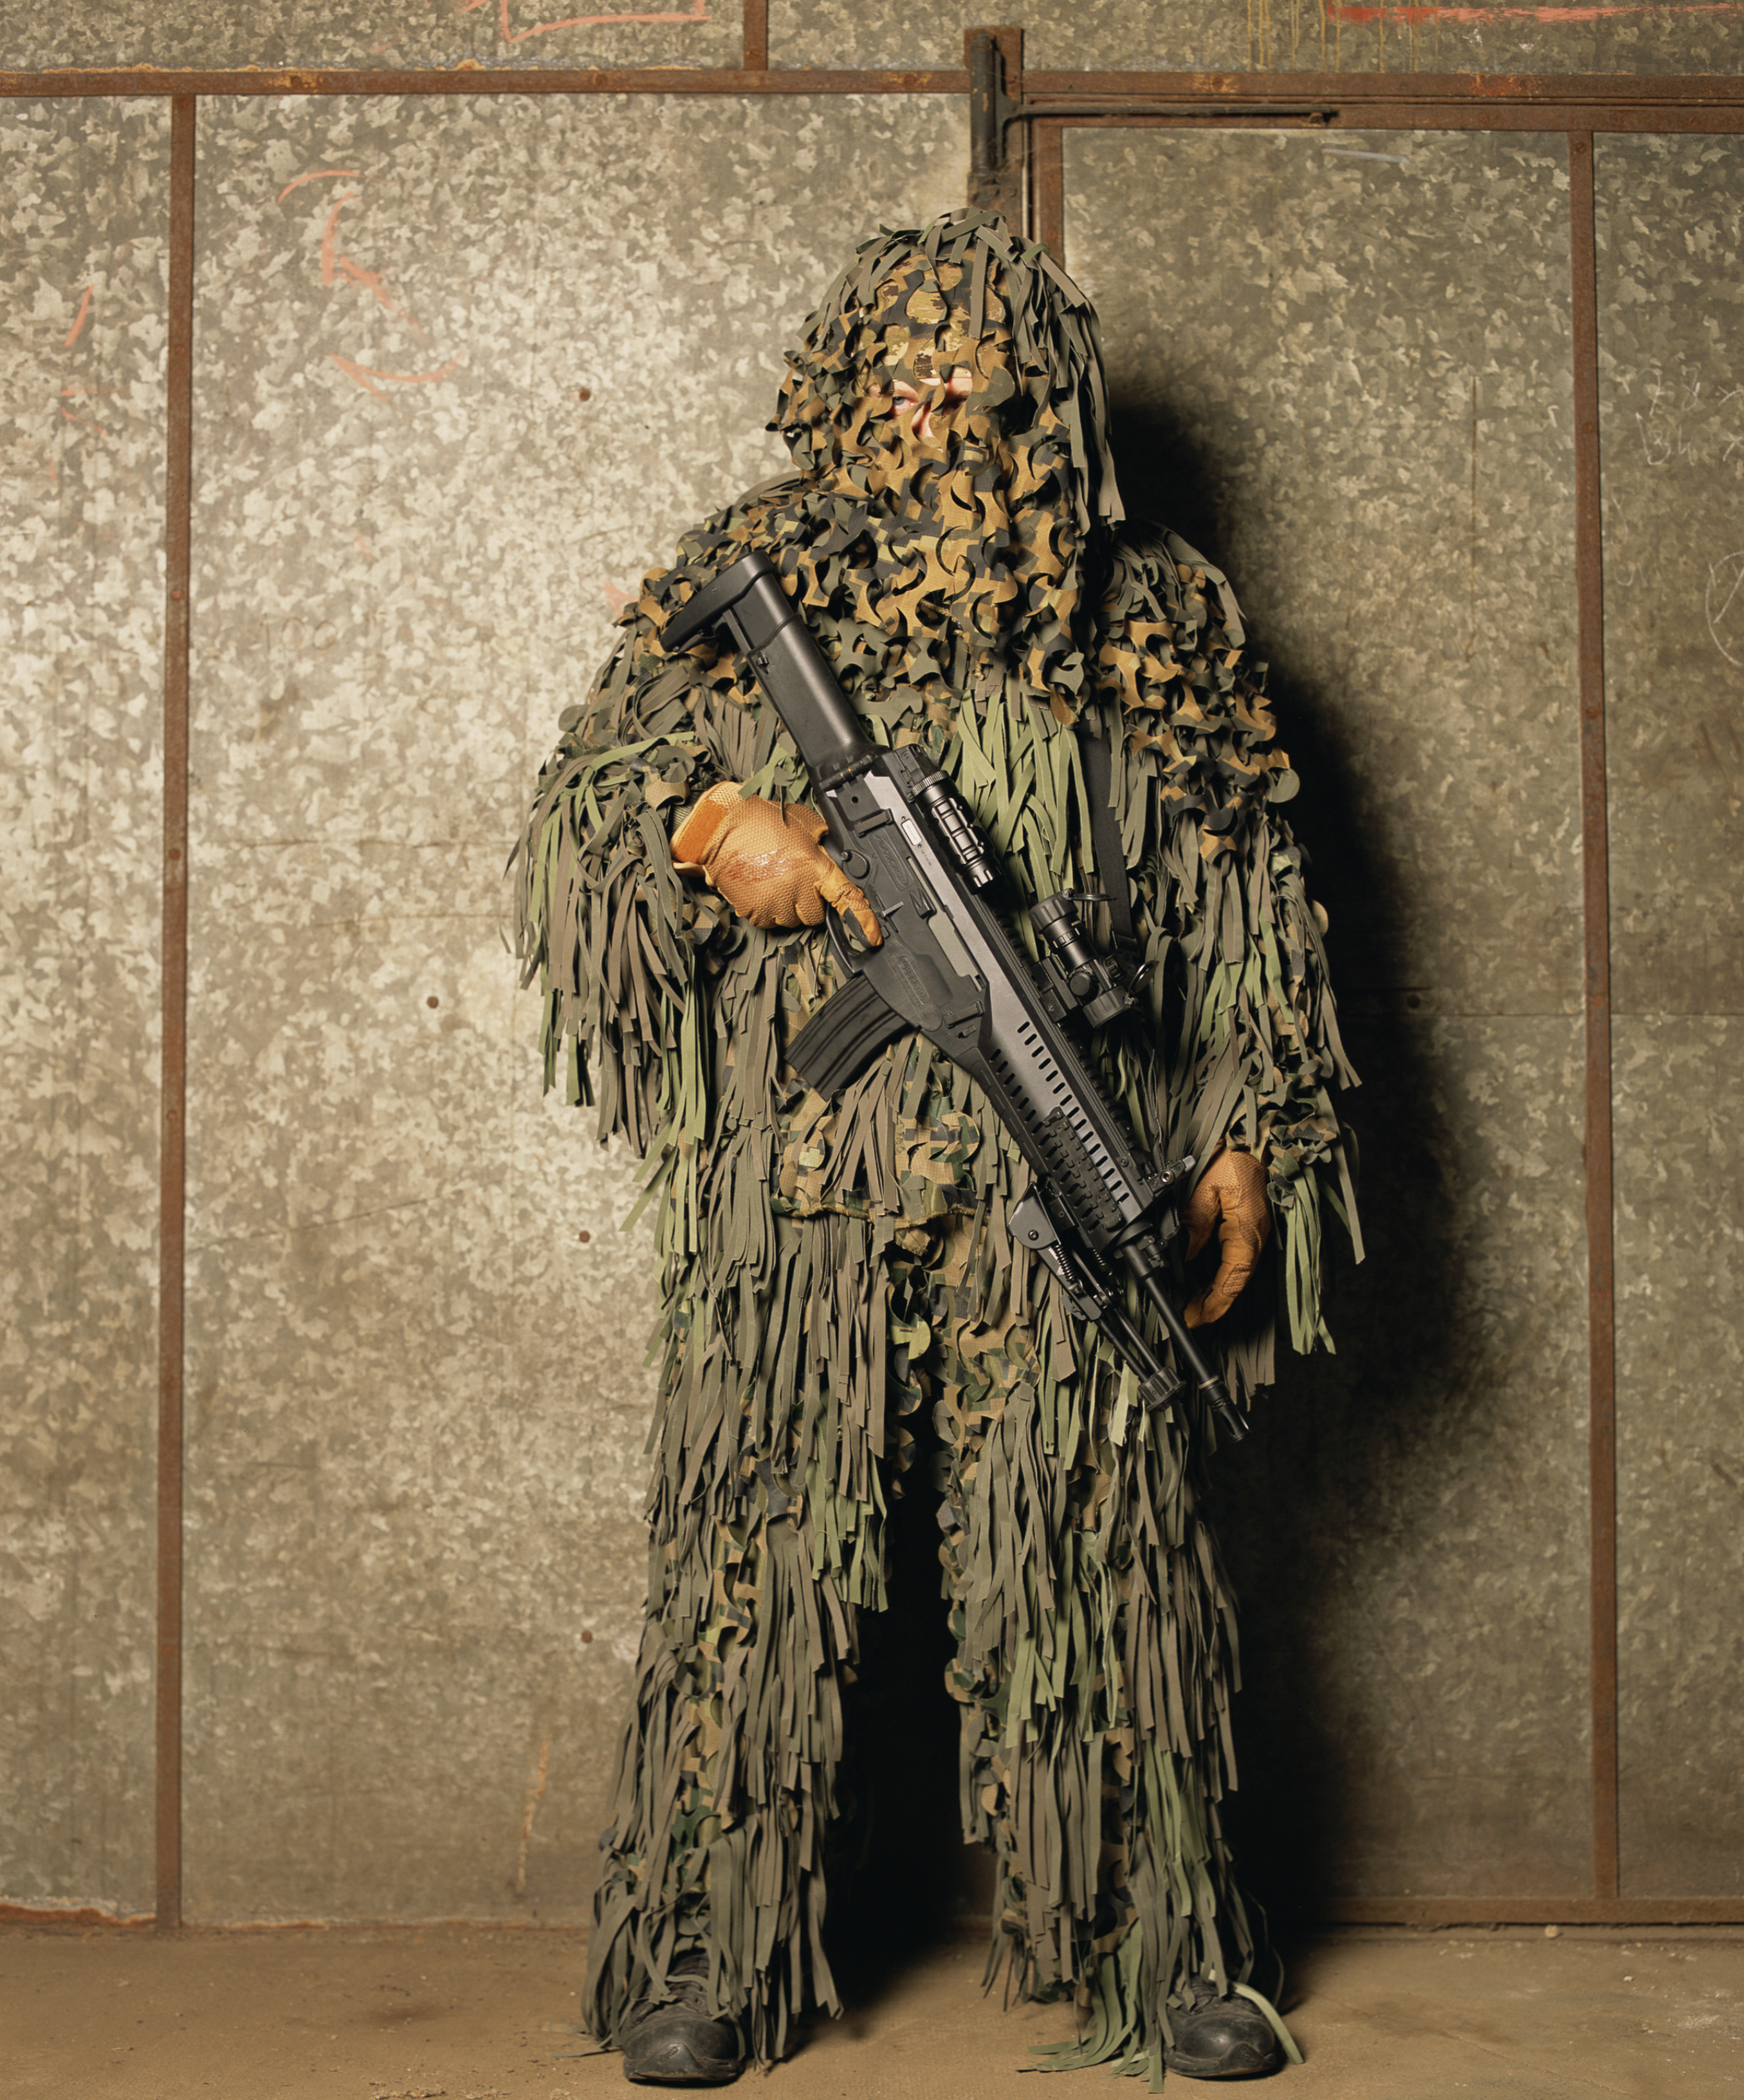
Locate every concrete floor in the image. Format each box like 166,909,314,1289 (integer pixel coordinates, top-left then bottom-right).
6,1924,1743,2099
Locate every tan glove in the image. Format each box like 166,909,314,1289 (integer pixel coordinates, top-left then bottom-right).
1183,1146,1271,1329
670,782,881,945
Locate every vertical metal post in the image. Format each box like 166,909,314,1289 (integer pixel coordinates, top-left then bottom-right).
1034,118,1065,260
1568,127,1621,1904
968,31,1001,209
155,92,196,1933
964,27,1024,230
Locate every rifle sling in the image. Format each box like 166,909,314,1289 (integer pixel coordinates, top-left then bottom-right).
1079,727,1136,949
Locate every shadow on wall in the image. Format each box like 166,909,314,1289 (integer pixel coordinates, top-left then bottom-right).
832,397,1482,1950
1110,393,1470,1925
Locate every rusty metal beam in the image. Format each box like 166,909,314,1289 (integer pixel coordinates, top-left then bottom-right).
0,65,965,97
3,66,1742,126
1034,119,1065,260
6,1894,1740,1931
1569,128,1621,1908
1020,67,1744,112
1046,102,1744,134
155,93,196,1936
741,0,767,71
966,27,1024,227
1326,1897,1744,1926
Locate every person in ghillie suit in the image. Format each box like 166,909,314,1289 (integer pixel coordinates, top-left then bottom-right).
517,210,1360,2085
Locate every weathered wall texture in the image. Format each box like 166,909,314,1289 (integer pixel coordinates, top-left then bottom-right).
772,0,1744,78
179,90,963,1921
1067,127,1591,1902
2,6,1741,1937
0,0,1736,78
1597,134,1744,1901
0,1,740,72
0,97,169,1918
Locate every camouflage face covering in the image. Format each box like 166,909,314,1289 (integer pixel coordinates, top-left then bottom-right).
771,213,1122,703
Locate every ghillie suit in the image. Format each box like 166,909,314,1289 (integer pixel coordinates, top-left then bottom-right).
517,211,1360,2081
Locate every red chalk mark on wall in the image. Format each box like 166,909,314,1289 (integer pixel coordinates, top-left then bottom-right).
282,165,458,404
42,299,116,486
1325,1,1744,19
337,254,426,334
459,0,709,40
62,285,93,349
328,354,468,402
318,194,361,286
277,167,361,202
299,181,430,340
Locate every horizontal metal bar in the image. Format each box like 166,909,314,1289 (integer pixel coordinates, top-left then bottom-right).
5,1896,1738,1932
1015,102,1334,121
0,65,964,97
1325,1897,1744,1926
1052,104,1744,134
1019,69,1744,132
0,66,1741,125
1021,67,1744,106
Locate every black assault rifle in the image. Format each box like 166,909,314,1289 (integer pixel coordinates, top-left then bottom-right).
664,550,1245,1442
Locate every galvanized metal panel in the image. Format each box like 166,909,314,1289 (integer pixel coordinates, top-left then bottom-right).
0,97,169,1919
181,89,964,1921
0,1,739,72
1218,1013,1593,1903
1070,127,1592,1899
1610,1017,1744,1900
4,0,1733,82
773,0,1744,80
1598,133,1744,1901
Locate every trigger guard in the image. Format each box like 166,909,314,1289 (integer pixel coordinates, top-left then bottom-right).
825,904,874,971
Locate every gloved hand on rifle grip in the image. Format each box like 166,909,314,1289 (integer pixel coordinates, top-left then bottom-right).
670,781,881,946
1183,1145,1271,1329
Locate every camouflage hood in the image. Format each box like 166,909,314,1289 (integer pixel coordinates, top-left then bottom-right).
773,210,1123,533
765,211,1124,697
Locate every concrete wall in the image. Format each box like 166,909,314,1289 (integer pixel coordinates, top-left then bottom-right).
2,6,1740,1926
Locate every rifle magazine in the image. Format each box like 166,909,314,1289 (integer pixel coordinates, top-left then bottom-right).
788,972,909,1097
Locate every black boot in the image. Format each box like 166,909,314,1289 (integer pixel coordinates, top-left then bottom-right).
1161,1980,1283,2080
619,1952,744,2087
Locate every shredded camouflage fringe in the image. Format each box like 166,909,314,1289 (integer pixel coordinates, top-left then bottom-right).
517,210,1360,2077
